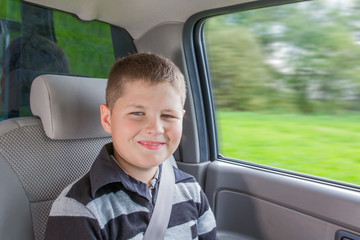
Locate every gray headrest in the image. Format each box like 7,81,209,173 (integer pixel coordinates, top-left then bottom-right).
30,74,110,140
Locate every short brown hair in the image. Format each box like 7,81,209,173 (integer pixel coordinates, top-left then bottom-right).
106,53,186,110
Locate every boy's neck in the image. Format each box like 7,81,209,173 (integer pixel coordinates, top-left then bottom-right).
112,154,158,188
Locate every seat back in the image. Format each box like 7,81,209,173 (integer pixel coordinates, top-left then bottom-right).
0,75,111,240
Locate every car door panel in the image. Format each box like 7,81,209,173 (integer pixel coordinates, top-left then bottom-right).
206,161,360,240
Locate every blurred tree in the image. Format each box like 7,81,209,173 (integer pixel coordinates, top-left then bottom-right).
205,17,272,111
279,1,360,113
206,0,360,113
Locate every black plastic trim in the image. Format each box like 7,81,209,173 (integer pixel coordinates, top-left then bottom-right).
110,25,137,59
183,19,210,162
193,20,218,161
335,230,360,240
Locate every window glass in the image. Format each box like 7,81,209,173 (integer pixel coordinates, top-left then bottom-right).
204,0,360,185
0,0,114,120
53,12,114,78
0,0,22,119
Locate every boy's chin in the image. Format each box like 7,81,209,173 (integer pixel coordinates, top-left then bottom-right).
142,156,172,169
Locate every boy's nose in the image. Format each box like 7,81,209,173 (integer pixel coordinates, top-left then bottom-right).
145,117,164,135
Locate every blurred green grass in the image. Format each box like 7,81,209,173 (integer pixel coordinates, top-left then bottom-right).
217,111,360,185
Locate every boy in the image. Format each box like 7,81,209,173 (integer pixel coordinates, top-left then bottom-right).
44,53,217,239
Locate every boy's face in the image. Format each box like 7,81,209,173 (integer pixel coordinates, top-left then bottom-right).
101,80,185,173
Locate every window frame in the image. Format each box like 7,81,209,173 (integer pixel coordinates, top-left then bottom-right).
182,0,360,192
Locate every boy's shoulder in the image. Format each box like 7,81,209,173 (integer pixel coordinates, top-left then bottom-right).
63,172,93,205
48,173,95,219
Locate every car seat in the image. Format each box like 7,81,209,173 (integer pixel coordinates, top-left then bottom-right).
0,74,112,240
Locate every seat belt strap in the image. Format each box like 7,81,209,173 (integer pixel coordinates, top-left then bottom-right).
143,156,175,240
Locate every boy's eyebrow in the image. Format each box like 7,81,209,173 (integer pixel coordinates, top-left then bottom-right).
125,104,181,113
162,108,179,113
125,104,145,109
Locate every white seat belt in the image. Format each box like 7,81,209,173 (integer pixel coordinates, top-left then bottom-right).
143,156,175,240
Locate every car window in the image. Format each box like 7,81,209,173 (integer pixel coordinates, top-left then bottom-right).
204,0,360,186
0,0,114,120
53,12,114,78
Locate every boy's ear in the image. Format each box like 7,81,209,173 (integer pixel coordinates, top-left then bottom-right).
182,110,186,116
100,104,112,134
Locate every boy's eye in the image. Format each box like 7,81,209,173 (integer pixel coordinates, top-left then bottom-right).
161,114,175,119
130,112,144,116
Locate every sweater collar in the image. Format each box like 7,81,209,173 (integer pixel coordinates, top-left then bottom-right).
89,143,161,202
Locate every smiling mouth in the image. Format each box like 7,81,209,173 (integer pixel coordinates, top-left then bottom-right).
138,141,165,150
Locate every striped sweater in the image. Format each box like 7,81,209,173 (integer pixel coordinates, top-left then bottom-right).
44,143,217,239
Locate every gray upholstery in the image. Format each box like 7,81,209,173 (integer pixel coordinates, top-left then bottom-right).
0,75,112,240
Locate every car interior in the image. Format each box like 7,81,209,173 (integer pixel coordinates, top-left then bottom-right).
1,0,360,239
0,74,112,239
